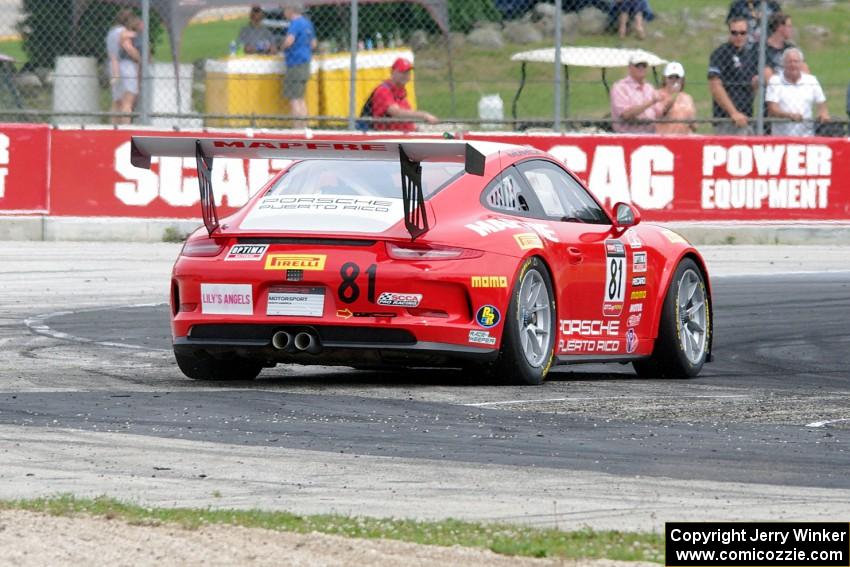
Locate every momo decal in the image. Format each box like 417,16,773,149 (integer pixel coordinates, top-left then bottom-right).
471,276,508,288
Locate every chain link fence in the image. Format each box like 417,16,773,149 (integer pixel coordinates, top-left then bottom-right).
0,0,846,135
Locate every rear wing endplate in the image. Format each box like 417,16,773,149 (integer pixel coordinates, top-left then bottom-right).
130,137,487,239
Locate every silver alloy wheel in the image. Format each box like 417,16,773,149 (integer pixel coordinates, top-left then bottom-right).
677,268,707,364
518,269,551,367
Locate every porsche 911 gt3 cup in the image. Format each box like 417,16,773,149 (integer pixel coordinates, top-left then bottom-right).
131,136,713,384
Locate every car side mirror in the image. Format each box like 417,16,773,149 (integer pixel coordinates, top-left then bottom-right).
612,202,640,228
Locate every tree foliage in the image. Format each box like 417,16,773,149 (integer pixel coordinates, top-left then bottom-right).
309,0,500,45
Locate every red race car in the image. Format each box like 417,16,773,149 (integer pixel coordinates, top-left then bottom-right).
131,136,713,385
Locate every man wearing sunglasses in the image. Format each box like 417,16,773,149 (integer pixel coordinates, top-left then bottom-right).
610,54,663,133
708,17,758,135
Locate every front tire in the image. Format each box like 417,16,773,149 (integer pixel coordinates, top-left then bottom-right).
174,350,263,381
633,258,711,379
492,257,557,385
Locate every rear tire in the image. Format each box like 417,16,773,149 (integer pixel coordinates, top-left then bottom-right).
174,350,263,381
491,257,557,386
633,258,711,379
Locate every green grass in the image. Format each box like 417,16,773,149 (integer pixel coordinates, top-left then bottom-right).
153,18,244,63
0,494,664,563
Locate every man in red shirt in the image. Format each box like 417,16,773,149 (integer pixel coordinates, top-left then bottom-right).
370,58,438,131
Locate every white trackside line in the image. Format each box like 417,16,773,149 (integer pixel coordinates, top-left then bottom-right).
24,303,170,352
805,418,850,428
464,394,750,407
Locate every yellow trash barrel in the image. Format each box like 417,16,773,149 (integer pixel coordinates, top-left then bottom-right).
204,55,319,128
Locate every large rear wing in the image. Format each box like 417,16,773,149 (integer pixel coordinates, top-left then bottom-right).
130,137,487,240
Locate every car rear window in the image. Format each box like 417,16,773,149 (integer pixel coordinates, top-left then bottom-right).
266,159,464,199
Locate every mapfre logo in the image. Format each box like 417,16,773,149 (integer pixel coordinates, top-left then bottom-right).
0,134,9,199
264,254,326,271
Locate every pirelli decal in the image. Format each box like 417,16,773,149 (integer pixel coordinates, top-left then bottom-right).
471,276,508,288
264,254,327,271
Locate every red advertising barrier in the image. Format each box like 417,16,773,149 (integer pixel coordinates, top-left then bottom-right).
2,125,848,222
47,129,395,218
0,124,50,213
469,133,850,221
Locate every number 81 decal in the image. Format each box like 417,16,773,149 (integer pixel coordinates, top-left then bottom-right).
603,240,626,318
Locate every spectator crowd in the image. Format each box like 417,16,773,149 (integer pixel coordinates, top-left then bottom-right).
609,0,832,136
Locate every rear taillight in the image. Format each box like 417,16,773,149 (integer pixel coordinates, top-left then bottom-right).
386,242,483,260
181,238,226,257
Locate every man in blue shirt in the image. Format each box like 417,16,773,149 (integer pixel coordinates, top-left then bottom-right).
282,3,316,127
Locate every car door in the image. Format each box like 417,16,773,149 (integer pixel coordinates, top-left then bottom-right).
514,159,624,357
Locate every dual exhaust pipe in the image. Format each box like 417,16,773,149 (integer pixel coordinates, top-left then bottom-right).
272,330,321,354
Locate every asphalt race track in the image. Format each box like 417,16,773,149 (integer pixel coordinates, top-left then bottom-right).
1,243,849,529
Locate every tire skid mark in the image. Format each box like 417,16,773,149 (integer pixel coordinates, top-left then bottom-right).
24,303,170,353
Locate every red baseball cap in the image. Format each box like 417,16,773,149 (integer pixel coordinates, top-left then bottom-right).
391,58,413,73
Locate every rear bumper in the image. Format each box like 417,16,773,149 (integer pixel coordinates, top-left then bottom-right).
174,323,498,366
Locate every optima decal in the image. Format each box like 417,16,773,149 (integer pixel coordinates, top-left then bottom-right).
265,254,326,271
471,276,507,288
225,244,268,261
